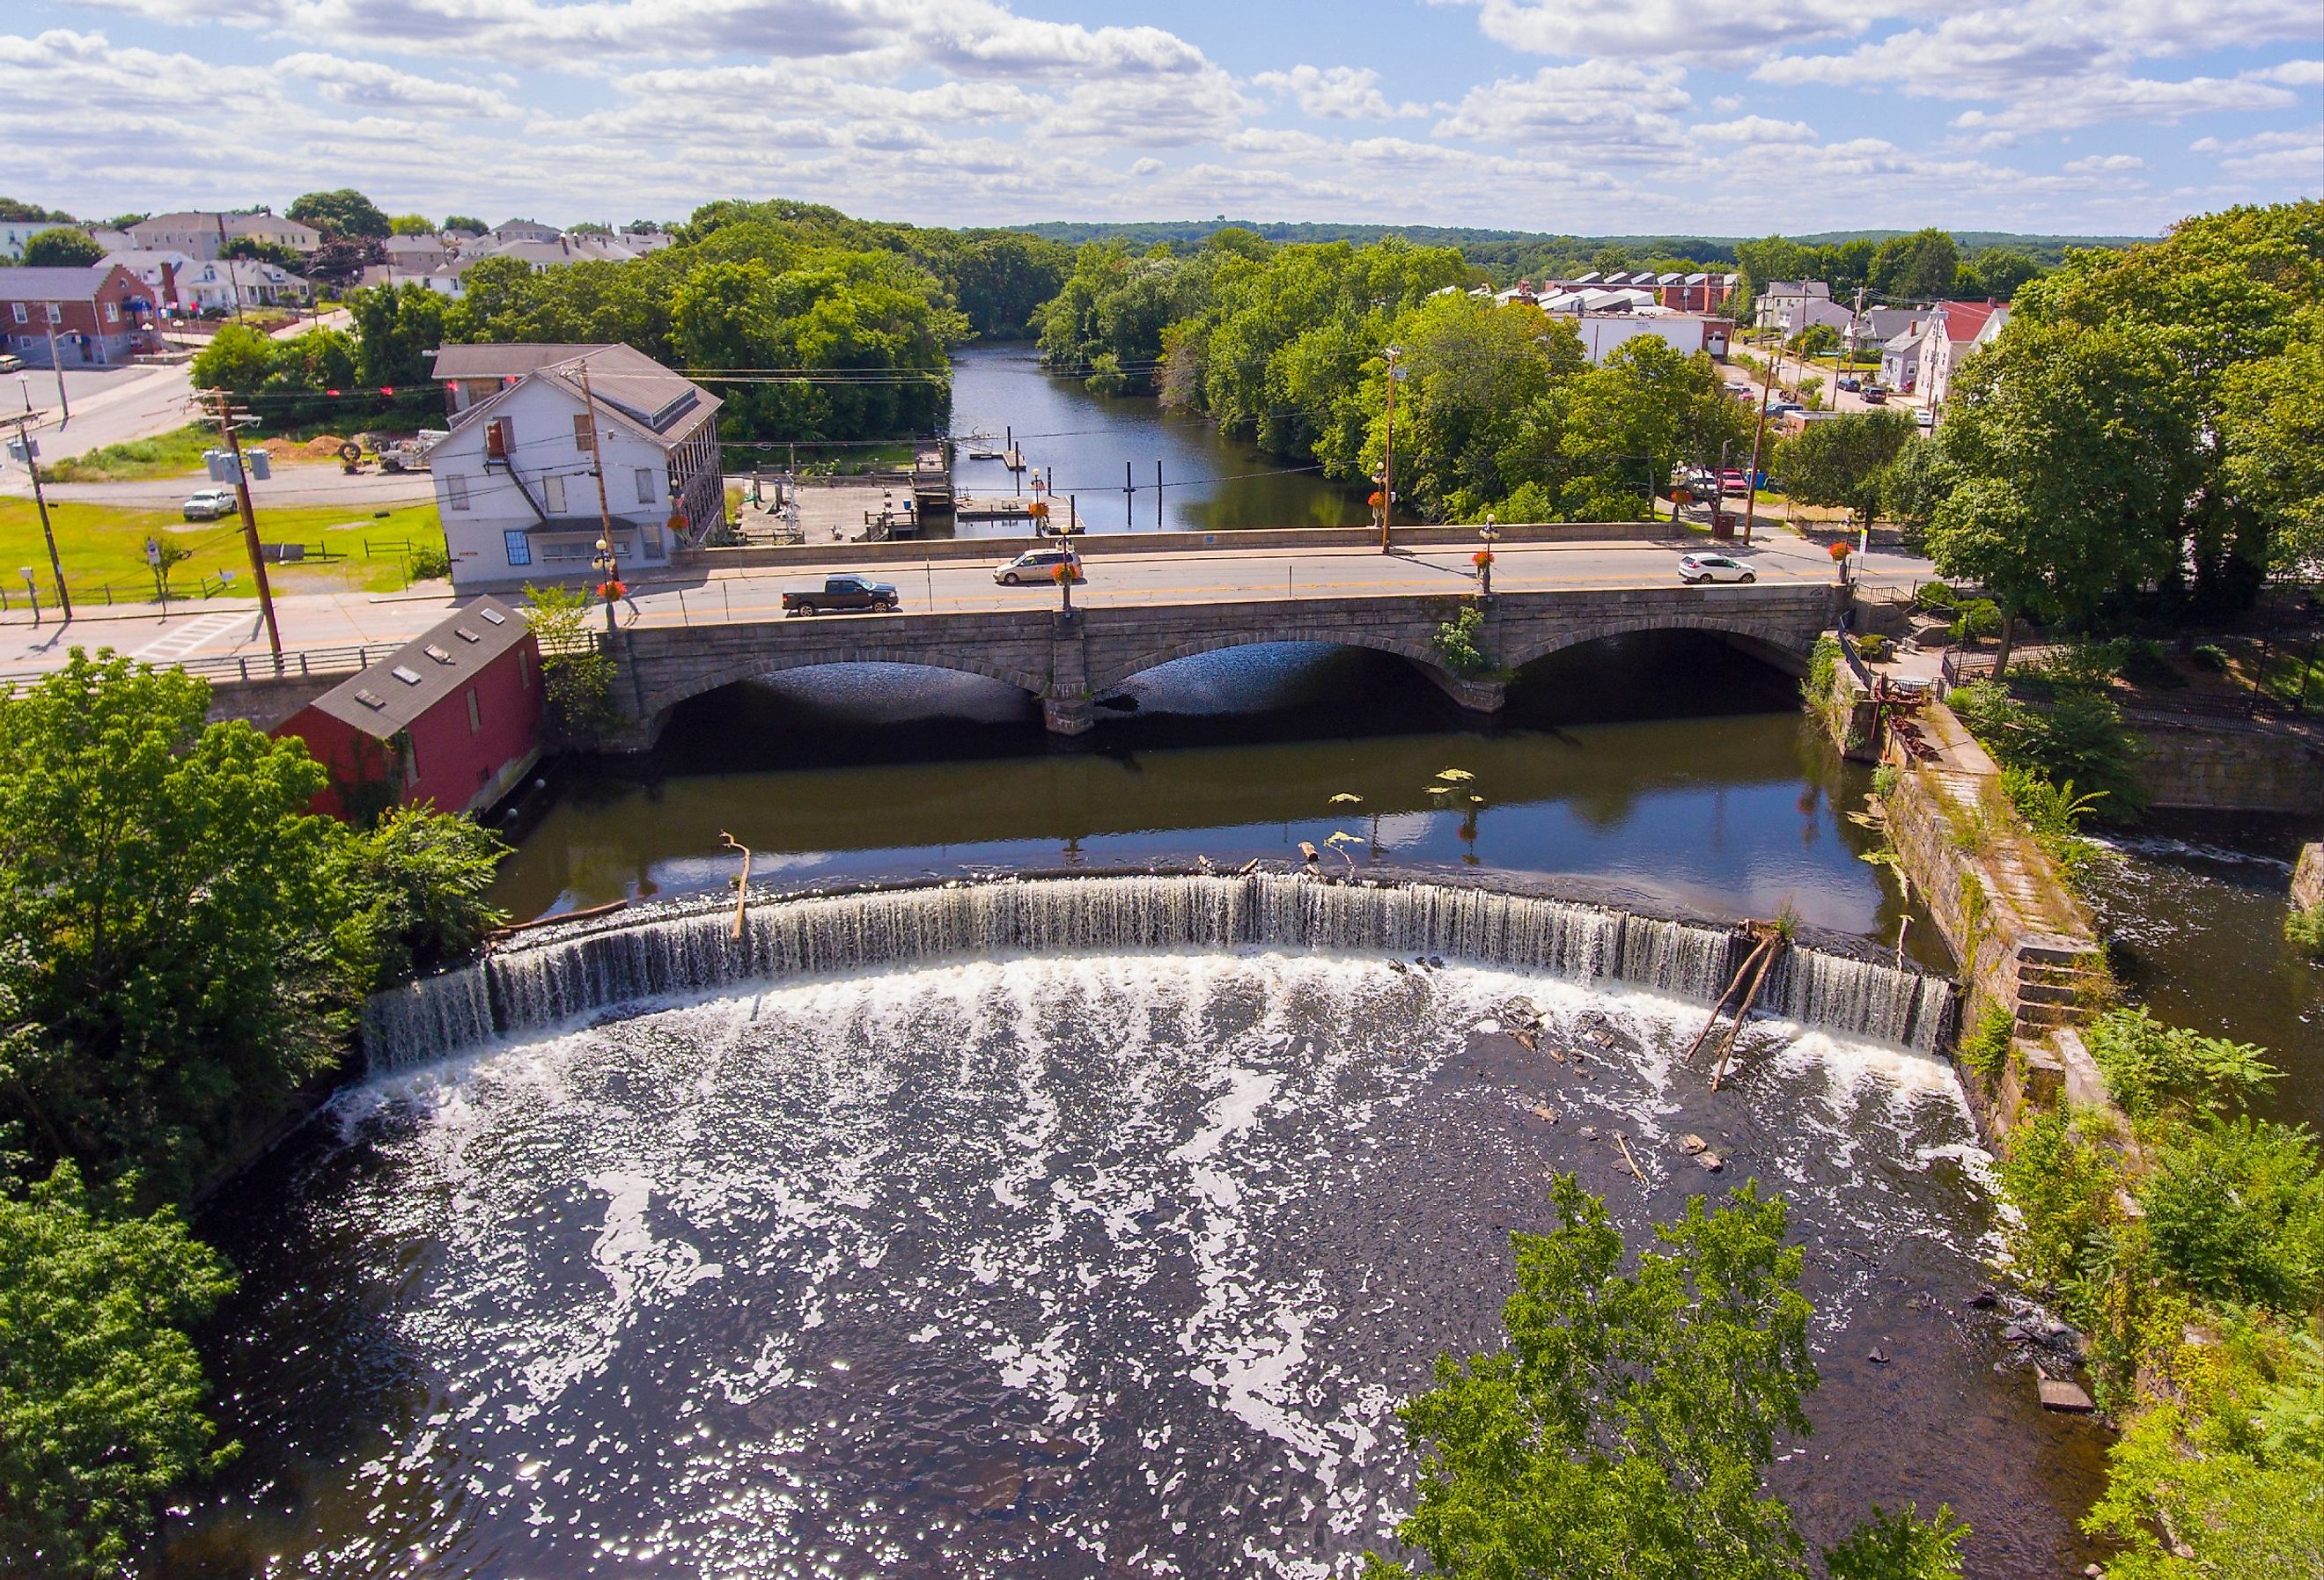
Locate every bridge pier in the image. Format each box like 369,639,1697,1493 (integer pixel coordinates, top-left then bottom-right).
1422,669,1507,715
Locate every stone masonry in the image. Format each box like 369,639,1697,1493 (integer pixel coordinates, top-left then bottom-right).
602,582,1841,748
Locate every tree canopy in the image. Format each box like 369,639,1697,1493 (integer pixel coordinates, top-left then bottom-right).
1775,411,1916,530
1922,202,2322,632
20,228,102,268
0,1162,235,1578
0,198,75,224
285,187,390,239
1366,1174,1964,1580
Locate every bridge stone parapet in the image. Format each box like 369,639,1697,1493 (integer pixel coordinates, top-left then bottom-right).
602,581,1841,747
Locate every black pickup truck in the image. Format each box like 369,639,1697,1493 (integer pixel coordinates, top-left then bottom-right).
782,574,901,616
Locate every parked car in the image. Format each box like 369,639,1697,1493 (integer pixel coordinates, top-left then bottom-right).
0,353,22,374
181,487,237,521
1677,552,1756,585
1836,376,1861,393
1915,408,1937,430
781,574,899,615
1860,386,1888,404
994,547,1085,585
1718,468,1748,495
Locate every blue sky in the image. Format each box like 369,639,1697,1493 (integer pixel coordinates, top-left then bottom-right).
4,0,2318,235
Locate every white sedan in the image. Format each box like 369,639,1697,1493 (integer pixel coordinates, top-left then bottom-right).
1677,552,1756,585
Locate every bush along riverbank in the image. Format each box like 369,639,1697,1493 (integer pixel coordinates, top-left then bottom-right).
0,652,509,1576
1819,640,2324,1573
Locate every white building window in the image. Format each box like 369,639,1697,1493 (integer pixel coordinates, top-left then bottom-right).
635,467,656,505
9,305,23,324
544,474,567,513
444,474,469,511
504,530,531,565
44,303,61,324
104,302,118,324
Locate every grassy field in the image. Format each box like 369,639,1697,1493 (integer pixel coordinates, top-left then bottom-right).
41,424,217,483
0,496,449,606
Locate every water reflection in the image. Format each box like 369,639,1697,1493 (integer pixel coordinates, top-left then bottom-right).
946,342,1367,535
492,634,1916,955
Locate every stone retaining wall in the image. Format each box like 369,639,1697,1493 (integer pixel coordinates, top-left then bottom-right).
2294,843,2324,914
2134,718,2324,813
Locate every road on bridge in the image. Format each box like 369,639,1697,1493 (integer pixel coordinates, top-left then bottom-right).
0,530,1908,679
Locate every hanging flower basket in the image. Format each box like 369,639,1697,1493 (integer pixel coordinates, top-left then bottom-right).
1828,541,1851,561
1472,549,1494,569
1051,561,1077,583
1367,490,1386,509
598,579,627,600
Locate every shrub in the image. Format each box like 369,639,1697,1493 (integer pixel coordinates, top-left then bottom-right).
408,540,451,581
1947,680,2147,818
1856,632,1887,661
2000,768,2106,887
2138,1117,2324,1310
1872,762,1901,801
2086,1006,2280,1121
525,583,616,744
1911,580,1958,613
1997,1110,2129,1291
1957,1003,2014,1082
2289,904,2324,959
1948,598,2002,643
2192,643,2231,673
2117,639,2186,690
1807,632,1842,695
1430,606,1491,678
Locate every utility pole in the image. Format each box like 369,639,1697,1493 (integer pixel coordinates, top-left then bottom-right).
4,412,69,620
578,356,621,636
1739,315,1783,548
43,321,69,426
1379,345,1402,553
207,389,283,658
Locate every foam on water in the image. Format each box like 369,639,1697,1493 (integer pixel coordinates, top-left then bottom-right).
216,944,1992,1578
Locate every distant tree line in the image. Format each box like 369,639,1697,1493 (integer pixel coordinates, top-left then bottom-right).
1035,231,1753,524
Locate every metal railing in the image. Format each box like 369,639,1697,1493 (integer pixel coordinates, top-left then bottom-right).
0,642,387,692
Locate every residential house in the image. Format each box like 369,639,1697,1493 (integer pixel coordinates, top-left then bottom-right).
170,258,313,312
0,264,153,366
1878,321,1926,393
275,596,544,820
1920,300,2010,408
126,212,323,261
426,344,725,591
0,220,76,261
477,235,644,272
1753,281,1857,335
102,249,196,310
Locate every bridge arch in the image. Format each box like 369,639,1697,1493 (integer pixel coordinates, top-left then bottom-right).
1500,614,1817,678
1086,630,1459,698
636,647,1051,724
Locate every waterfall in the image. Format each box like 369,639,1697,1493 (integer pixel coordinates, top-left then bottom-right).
363,874,1954,1072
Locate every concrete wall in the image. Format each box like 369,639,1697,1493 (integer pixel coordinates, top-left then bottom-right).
206,671,337,730
2134,719,2324,814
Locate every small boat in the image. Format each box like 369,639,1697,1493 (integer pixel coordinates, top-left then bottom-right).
967,448,1002,461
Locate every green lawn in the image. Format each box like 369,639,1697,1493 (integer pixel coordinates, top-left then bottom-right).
41,424,218,484
1,496,448,606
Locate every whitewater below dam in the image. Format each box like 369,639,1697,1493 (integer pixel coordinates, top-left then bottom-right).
155,878,2109,1576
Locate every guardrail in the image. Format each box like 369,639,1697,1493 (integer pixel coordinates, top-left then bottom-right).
0,643,387,693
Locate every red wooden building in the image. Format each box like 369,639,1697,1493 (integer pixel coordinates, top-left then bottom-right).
277,596,544,820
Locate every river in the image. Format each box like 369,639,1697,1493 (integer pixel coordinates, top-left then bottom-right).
945,342,1368,535
143,384,2324,1578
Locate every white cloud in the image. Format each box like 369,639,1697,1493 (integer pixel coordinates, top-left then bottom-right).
1253,64,1421,121
1693,115,1818,143
275,51,517,116
1433,61,1692,160
2250,58,2324,85
2063,152,2146,173
1445,0,1895,66
2191,123,2324,183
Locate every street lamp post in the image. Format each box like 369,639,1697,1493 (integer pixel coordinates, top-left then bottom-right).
1377,345,1404,554
592,536,621,636
1476,512,1497,598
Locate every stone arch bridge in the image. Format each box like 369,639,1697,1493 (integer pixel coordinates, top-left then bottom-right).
605,582,1841,747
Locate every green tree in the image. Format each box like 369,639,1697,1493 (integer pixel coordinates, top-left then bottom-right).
345,281,447,386
188,321,277,398
1367,1175,1964,1580
386,214,436,236
20,227,102,268
0,198,75,224
1824,1504,1970,1580
285,187,390,239
217,235,304,270
525,584,618,745
1927,315,2196,667
2218,307,2324,576
1869,229,1960,301
327,805,509,988
0,1162,236,1578
1962,249,2040,300
443,215,486,234
1774,410,1915,531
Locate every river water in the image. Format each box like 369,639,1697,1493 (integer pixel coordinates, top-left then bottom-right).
145,393,2322,1577
945,342,1368,536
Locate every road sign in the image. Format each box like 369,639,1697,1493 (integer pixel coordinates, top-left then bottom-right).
145,537,162,568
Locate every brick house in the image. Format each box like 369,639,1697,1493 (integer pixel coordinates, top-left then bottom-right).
0,264,155,366
275,596,544,820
